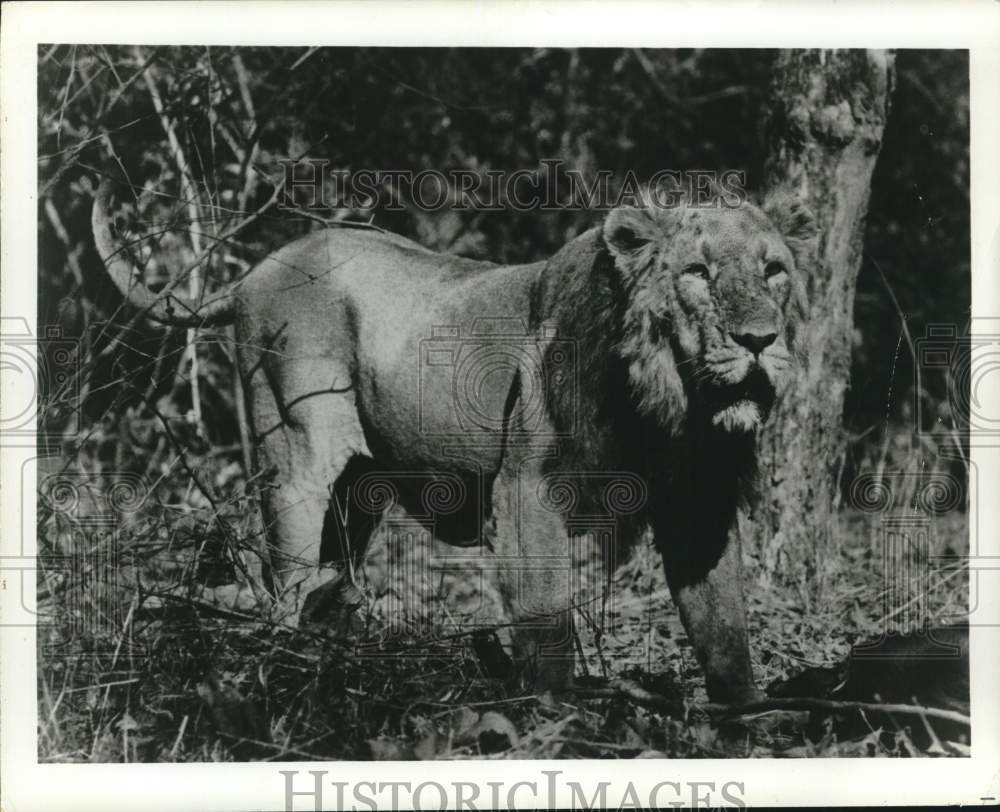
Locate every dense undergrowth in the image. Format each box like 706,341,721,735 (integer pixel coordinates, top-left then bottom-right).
37,428,969,762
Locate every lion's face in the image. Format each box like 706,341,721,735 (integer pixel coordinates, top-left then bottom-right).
665,206,801,432
604,193,815,434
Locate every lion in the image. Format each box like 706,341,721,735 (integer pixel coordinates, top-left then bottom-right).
92,178,814,702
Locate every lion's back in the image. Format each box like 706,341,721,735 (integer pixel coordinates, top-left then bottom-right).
241,227,543,469
236,226,526,338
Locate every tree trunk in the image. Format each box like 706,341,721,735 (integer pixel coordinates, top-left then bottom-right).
754,50,896,584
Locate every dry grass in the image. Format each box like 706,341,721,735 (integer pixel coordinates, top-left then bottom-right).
36,427,969,762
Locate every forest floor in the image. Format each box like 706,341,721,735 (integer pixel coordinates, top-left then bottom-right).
36,468,969,762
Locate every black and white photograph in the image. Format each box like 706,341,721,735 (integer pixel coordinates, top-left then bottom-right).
2,1,1000,809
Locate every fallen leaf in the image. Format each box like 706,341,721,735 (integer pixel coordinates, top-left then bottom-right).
449,706,480,743
413,731,439,760
117,712,139,732
473,711,519,753
366,738,415,760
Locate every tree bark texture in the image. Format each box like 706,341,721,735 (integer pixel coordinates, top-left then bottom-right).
755,50,896,580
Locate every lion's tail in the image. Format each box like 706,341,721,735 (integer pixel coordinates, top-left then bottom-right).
92,177,237,327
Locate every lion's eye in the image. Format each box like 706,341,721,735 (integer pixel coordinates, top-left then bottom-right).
764,261,787,280
682,263,711,281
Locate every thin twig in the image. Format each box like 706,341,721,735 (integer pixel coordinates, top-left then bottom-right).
573,678,971,728
170,714,189,758
138,46,205,431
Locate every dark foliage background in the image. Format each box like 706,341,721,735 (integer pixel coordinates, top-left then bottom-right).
35,46,970,761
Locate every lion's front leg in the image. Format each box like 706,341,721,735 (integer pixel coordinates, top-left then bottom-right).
492,459,576,695
497,561,576,695
656,513,760,704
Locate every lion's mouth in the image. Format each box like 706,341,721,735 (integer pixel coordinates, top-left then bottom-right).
704,366,776,430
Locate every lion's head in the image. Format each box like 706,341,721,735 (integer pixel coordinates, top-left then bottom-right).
602,191,816,434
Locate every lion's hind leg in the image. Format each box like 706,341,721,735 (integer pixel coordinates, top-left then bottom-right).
299,455,386,630
249,354,371,628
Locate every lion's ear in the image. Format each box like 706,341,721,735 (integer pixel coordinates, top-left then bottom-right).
762,190,818,271
603,206,660,264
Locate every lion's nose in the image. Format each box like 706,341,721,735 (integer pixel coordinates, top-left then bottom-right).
730,328,777,356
